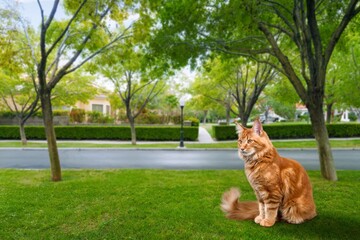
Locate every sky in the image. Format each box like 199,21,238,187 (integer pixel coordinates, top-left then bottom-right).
14,0,67,27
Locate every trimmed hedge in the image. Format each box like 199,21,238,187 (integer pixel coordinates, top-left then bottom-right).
213,123,360,140
0,126,199,141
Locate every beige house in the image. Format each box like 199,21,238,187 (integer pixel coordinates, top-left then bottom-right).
74,94,112,116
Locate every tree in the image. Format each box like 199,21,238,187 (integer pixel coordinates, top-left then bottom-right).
194,57,276,126
146,0,360,181
0,6,40,145
191,73,233,124
12,0,136,181
264,76,300,121
251,1,359,181
0,75,40,145
187,85,217,124
324,53,342,123
332,31,360,112
98,45,165,145
162,94,179,124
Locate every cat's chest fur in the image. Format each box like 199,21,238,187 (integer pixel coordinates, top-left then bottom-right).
244,160,281,195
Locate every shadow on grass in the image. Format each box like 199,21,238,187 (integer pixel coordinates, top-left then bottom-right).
272,212,360,239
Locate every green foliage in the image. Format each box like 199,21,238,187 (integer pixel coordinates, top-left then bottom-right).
185,117,200,127
53,110,70,117
212,125,238,141
135,111,163,124
213,123,360,140
52,71,99,107
0,126,20,139
136,126,198,141
118,111,182,125
164,95,179,108
327,123,360,138
0,111,16,118
349,112,358,122
87,111,114,124
0,110,68,118
69,109,86,123
0,126,199,141
263,78,299,120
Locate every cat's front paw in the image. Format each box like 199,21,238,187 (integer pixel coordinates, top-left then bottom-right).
254,215,263,224
260,219,276,227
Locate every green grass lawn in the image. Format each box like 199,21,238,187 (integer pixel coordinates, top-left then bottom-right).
1,169,359,239
1,139,360,148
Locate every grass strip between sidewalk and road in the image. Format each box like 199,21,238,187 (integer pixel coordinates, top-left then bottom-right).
0,139,360,148
0,169,359,239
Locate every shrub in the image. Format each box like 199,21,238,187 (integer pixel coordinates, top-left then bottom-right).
186,117,200,127
212,125,237,141
136,112,163,124
87,111,102,123
0,125,199,141
136,126,198,141
176,115,183,124
212,123,360,140
55,126,131,140
33,111,43,117
264,124,313,139
0,111,16,118
87,111,114,124
327,123,360,138
0,110,68,119
0,126,20,139
53,110,70,116
349,112,358,122
70,109,86,123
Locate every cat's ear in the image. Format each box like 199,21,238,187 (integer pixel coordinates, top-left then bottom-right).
235,121,245,135
252,119,263,136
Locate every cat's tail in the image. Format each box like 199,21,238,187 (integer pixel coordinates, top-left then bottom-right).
221,188,259,220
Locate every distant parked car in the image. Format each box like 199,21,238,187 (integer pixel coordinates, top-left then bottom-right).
259,114,286,123
217,118,241,124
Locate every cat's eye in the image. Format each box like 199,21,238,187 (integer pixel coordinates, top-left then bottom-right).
238,140,242,144
247,139,253,143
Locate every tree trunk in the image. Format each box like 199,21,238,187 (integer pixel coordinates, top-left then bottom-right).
308,105,337,181
225,103,231,125
129,119,136,145
203,110,208,124
326,103,333,124
125,100,137,145
41,92,62,181
19,121,27,146
264,106,270,123
241,115,249,127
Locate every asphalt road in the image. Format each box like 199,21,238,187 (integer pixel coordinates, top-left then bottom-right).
0,148,359,170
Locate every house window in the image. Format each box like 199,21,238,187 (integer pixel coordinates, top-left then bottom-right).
106,105,110,116
92,104,103,113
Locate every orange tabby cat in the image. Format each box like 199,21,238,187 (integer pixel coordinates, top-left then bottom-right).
221,119,316,227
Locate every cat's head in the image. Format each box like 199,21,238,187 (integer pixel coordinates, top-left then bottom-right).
235,119,272,159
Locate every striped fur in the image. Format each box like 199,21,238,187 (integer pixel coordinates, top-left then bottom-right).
221,119,317,227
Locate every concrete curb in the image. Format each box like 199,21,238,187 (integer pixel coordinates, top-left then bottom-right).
1,147,359,151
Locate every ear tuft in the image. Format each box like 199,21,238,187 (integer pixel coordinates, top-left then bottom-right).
252,119,263,136
235,121,245,135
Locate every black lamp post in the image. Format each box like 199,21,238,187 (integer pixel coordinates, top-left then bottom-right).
179,98,185,148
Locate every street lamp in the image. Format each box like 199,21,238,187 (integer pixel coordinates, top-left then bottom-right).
179,98,185,148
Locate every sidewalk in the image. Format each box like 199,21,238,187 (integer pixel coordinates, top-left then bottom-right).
198,127,214,143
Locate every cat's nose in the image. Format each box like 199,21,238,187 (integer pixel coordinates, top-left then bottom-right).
240,148,245,151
